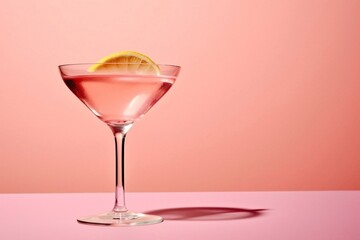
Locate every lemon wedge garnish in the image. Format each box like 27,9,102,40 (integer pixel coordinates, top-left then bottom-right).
89,50,160,74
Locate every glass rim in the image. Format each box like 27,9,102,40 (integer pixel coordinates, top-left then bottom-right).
58,63,181,68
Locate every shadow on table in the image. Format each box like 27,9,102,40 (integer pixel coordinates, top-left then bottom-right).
144,207,266,221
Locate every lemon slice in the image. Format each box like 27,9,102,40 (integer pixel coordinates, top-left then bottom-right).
89,51,160,74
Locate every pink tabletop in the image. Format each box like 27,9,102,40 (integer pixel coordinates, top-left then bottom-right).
0,191,359,239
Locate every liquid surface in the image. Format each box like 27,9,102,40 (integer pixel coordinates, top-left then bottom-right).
64,74,174,125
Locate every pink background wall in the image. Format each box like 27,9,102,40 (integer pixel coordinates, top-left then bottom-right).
1,0,360,193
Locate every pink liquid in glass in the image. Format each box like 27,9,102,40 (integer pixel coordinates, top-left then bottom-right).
63,74,175,125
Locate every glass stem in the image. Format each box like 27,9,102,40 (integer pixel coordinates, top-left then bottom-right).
113,131,127,213
109,123,133,214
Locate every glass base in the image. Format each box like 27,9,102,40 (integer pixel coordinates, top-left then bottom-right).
77,211,163,226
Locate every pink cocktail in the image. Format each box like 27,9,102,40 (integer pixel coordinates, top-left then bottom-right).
59,63,180,226
63,74,174,125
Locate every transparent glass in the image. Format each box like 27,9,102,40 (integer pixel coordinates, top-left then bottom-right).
58,63,180,226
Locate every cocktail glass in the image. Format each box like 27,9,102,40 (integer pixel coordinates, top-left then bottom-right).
58,63,180,226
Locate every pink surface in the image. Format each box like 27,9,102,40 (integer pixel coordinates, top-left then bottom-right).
1,191,360,239
1,0,360,193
